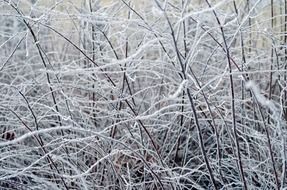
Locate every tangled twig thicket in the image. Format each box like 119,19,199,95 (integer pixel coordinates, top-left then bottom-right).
0,0,287,189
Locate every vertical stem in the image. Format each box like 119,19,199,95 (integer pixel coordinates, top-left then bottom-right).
174,0,187,167
269,0,274,107
281,1,287,187
89,0,97,128
161,6,218,189
247,0,252,55
268,2,280,188
204,0,247,189
284,0,287,121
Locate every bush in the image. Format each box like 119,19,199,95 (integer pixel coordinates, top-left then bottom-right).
0,0,286,189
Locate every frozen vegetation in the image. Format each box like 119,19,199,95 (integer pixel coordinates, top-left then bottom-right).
0,0,287,189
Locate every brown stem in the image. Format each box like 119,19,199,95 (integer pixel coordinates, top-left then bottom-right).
204,0,247,189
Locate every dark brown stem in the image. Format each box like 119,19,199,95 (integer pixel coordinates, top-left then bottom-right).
160,4,218,189
204,0,247,189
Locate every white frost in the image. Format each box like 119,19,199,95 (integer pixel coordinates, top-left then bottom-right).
169,80,187,99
